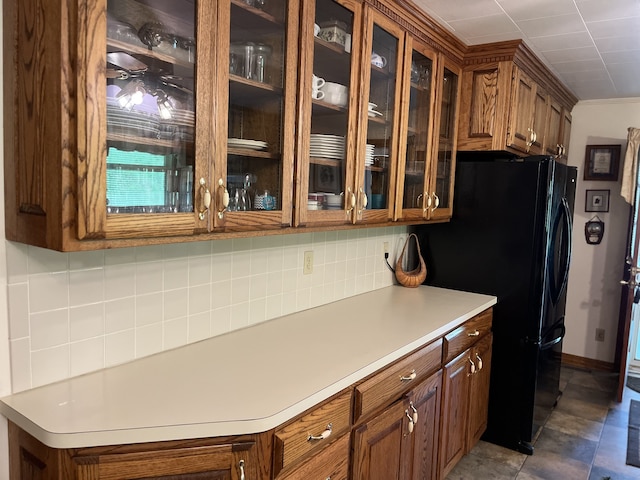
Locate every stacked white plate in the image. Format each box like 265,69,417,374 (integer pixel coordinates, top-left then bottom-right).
159,108,195,141
365,143,375,165
227,138,268,150
310,134,345,160
107,102,160,139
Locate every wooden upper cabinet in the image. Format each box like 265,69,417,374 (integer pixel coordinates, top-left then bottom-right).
560,108,573,160
215,0,298,232
353,6,406,225
4,0,466,251
294,0,364,228
394,35,438,223
428,56,461,221
507,68,537,153
458,40,577,157
545,97,564,157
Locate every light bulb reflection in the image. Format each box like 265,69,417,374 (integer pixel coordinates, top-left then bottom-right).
115,80,146,111
155,90,174,119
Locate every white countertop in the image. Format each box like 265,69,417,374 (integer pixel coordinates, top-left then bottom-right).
0,285,496,449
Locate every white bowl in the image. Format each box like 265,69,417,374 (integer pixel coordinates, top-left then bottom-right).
321,82,348,95
324,194,342,207
323,91,348,107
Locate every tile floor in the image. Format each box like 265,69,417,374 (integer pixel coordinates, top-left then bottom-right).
446,366,640,479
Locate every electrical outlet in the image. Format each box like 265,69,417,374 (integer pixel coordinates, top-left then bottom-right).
303,251,313,275
595,328,605,342
383,242,389,255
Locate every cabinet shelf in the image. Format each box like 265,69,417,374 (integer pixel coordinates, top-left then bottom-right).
107,39,194,69
410,82,429,92
312,99,347,113
368,114,386,125
310,157,341,168
107,133,192,151
228,147,278,159
230,74,282,103
231,0,284,29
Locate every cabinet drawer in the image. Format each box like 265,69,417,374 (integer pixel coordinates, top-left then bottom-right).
353,338,443,422
277,433,350,480
274,389,352,474
444,309,492,363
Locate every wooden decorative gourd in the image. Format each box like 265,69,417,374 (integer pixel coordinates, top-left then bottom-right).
395,233,427,288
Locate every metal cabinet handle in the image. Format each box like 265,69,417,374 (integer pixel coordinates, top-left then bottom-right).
476,353,483,371
346,187,356,214
467,330,480,337
468,357,476,376
431,193,440,211
405,409,415,433
526,128,533,148
410,401,418,423
217,178,229,219
358,187,368,215
239,459,245,480
198,178,211,220
400,369,417,382
308,423,332,441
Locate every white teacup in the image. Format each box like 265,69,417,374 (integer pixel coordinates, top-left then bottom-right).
371,52,387,68
312,89,325,100
312,74,326,89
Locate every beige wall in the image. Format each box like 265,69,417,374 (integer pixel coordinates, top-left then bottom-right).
564,98,640,363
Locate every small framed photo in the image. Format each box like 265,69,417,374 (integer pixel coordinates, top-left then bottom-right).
585,189,610,212
584,145,621,181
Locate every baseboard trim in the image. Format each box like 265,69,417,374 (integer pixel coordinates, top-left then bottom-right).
561,353,615,372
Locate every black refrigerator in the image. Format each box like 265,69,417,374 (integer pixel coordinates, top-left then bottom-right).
414,153,576,454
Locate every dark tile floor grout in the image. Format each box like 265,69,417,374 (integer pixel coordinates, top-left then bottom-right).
446,366,640,479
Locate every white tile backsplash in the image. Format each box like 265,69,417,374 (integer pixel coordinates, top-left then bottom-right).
6,226,408,391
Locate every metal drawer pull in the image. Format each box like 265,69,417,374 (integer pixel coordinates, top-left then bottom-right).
467,330,480,337
405,410,415,433
308,423,332,441
468,358,476,376
410,402,418,423
239,459,245,480
476,353,483,371
400,369,417,382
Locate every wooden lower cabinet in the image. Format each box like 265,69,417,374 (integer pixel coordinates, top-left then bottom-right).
439,332,493,479
8,422,272,480
351,370,442,480
7,310,493,480
467,334,493,451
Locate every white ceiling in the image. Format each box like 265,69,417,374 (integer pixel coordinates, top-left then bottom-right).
411,0,640,101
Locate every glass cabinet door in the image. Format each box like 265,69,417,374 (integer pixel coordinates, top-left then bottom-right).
394,37,437,222
86,0,207,239
429,57,461,221
295,0,363,226
355,9,405,224
216,0,297,229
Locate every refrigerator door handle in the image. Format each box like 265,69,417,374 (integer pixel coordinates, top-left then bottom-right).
540,317,566,350
549,196,573,305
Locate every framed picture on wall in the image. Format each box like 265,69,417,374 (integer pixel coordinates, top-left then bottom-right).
583,145,621,181
585,189,610,212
